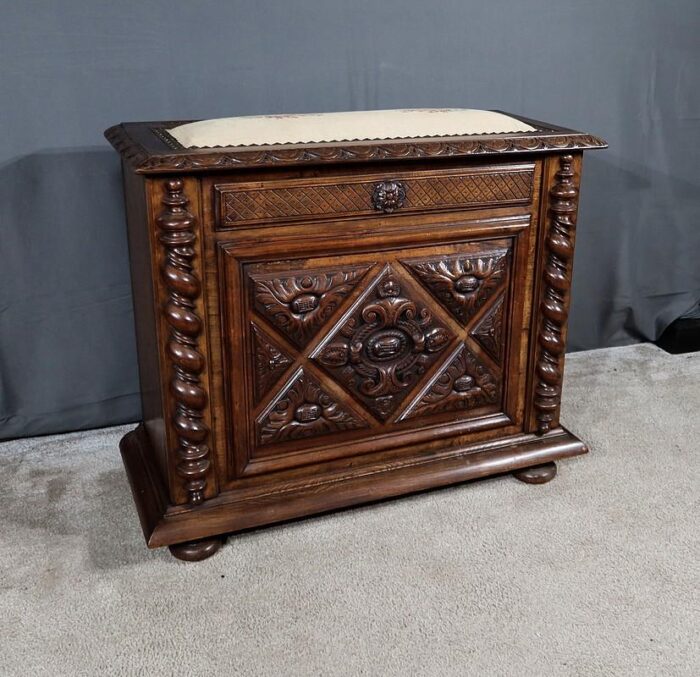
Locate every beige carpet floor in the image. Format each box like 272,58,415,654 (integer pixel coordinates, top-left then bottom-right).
1,343,698,676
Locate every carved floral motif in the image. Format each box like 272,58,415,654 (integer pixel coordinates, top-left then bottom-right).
400,344,500,421
314,267,453,420
250,265,371,347
257,369,366,445
372,180,407,213
403,250,509,325
470,293,505,362
251,323,294,404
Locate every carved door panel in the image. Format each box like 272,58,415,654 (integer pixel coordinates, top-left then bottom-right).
221,232,527,479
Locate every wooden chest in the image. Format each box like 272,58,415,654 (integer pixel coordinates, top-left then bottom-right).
106,109,606,561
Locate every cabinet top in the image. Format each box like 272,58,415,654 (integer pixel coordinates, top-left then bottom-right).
105,109,606,174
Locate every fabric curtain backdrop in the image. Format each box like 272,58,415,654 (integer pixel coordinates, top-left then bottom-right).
1,0,699,440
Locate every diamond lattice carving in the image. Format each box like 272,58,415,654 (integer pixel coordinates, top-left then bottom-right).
406,172,532,209
313,266,454,421
224,183,375,223
221,170,533,225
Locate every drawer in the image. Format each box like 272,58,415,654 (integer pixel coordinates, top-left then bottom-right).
214,163,535,229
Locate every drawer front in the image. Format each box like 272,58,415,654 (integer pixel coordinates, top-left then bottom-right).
219,215,534,479
215,163,535,228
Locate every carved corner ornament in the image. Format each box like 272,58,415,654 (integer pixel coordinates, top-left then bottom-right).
256,369,367,446
251,323,294,404
156,179,212,504
403,249,510,326
399,343,500,421
533,155,579,434
250,265,371,348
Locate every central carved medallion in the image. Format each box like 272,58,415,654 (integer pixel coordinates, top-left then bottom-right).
313,267,453,421
367,329,409,361
290,292,319,314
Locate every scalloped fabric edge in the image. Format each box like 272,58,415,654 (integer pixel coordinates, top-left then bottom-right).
169,109,537,149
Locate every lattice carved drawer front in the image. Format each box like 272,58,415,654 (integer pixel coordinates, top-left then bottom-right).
215,163,534,228
222,234,525,478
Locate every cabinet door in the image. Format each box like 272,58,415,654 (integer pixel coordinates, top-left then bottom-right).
219,213,534,479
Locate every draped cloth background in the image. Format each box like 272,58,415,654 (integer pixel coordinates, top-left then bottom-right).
1,0,698,439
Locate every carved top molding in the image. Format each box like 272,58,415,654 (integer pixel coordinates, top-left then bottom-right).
105,113,607,174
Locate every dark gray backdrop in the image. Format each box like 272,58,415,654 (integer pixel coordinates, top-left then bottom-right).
2,0,699,439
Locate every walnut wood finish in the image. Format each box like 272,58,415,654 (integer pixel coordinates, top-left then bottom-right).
107,115,605,561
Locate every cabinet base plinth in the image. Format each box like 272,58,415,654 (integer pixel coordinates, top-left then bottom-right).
120,423,587,556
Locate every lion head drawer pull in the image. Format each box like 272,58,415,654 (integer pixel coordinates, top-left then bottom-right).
372,180,407,213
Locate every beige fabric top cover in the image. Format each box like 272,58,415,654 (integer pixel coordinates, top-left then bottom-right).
169,109,536,148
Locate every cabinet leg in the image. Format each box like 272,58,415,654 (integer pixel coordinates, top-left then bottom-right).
169,536,223,562
513,461,557,484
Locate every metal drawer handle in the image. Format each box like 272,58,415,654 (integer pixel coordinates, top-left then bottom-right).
372,180,406,213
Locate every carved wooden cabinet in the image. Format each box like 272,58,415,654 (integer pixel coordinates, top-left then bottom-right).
106,110,606,561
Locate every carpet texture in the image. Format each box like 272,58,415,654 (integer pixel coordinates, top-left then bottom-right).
1,344,698,676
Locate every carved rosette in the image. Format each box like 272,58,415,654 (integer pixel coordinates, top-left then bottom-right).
372,180,407,213
156,179,211,505
534,155,579,434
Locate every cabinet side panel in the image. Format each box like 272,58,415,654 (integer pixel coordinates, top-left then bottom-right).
122,163,169,487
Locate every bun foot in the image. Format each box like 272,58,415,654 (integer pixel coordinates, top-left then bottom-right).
513,461,557,484
169,537,222,562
